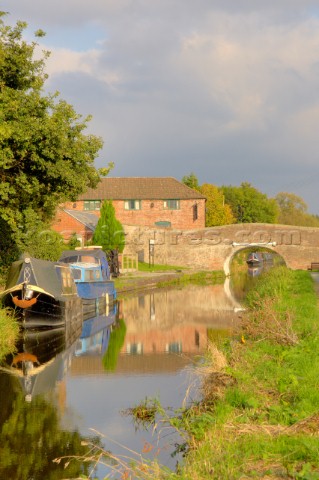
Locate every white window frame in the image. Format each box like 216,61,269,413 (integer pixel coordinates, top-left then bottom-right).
83,200,101,211
163,199,180,210
124,199,141,210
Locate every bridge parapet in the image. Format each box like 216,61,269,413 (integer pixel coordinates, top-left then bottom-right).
123,223,319,272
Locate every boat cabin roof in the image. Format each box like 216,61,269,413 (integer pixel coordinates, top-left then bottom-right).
59,249,107,264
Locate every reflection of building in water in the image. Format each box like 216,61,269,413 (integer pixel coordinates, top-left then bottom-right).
69,285,240,377
120,285,239,355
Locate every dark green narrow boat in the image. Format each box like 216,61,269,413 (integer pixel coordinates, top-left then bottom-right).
0,254,82,328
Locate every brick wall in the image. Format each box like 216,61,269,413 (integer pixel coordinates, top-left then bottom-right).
52,207,94,242
53,197,206,236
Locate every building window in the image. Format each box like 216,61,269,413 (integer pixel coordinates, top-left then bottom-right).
124,200,141,210
193,203,198,221
84,200,101,211
163,199,180,210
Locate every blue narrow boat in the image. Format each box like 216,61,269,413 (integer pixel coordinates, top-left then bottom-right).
59,248,117,321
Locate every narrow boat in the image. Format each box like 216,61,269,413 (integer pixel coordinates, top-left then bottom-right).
246,252,263,266
59,248,117,320
0,254,82,328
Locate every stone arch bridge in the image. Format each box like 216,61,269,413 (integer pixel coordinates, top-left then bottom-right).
124,223,319,273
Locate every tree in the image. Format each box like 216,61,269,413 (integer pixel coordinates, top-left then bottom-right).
92,200,125,253
221,182,279,224
275,192,319,227
181,172,200,191
0,13,109,263
200,183,235,226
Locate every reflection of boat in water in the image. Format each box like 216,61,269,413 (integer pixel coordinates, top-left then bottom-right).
1,319,82,401
59,248,117,320
247,265,263,277
75,302,119,356
0,254,82,328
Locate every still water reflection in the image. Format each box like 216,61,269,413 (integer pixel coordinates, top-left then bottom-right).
0,283,241,479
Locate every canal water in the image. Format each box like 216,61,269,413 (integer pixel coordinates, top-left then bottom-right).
0,282,242,479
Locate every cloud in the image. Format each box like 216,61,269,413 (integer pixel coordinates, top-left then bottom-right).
3,1,319,212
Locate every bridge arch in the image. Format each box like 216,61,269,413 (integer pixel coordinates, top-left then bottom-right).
223,245,284,276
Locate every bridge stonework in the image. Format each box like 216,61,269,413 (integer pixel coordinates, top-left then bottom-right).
123,223,319,272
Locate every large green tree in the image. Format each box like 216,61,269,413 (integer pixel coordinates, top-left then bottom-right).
221,182,279,224
0,13,106,262
92,200,125,253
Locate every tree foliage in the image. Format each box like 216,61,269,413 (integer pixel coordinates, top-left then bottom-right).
0,13,105,263
221,182,279,224
200,183,235,226
275,192,319,227
93,200,125,253
181,172,200,191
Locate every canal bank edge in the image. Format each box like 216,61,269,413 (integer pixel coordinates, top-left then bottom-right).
115,269,225,295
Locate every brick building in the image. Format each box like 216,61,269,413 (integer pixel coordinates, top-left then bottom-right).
51,177,206,242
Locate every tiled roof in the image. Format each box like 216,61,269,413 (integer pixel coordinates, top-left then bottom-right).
78,177,206,200
64,210,99,231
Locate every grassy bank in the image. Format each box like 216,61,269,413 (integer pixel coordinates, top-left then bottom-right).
159,266,319,480
0,308,19,361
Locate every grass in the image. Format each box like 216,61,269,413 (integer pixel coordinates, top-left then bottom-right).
0,307,19,361
138,261,186,272
156,271,225,288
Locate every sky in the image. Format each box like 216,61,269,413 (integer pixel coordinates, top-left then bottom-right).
2,1,319,214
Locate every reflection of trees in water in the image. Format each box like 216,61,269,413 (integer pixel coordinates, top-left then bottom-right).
230,271,259,302
0,375,102,480
102,318,126,372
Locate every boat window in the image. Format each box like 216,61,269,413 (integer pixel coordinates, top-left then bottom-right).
84,270,95,281
58,267,78,294
62,255,79,264
71,268,82,280
94,270,102,280
79,255,99,264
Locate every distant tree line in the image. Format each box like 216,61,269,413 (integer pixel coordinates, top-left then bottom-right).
182,173,319,228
